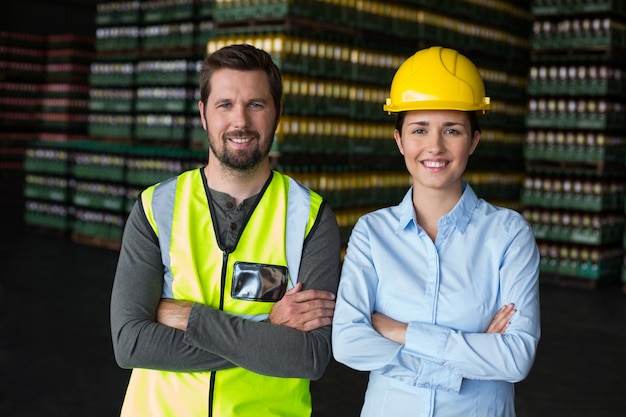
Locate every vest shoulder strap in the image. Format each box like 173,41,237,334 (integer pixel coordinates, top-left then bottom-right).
286,177,310,287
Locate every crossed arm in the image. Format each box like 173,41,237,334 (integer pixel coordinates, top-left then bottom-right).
111,201,341,380
371,303,517,345
158,281,336,332
332,215,541,388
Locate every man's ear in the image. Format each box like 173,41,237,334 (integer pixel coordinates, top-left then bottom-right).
198,101,207,130
274,102,283,131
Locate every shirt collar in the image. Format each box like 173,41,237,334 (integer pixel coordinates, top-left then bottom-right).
396,182,479,234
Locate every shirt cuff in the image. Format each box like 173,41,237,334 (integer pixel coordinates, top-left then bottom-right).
418,360,463,393
183,303,208,349
404,321,450,363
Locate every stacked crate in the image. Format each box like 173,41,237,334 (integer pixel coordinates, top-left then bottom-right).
23,34,94,236
41,35,94,138
208,0,532,245
89,0,211,147
89,0,141,141
132,0,200,146
66,0,212,247
2,31,95,234
23,141,73,234
23,139,206,247
523,0,626,289
24,1,532,251
0,32,46,226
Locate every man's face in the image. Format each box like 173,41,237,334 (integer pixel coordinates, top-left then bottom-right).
198,68,278,172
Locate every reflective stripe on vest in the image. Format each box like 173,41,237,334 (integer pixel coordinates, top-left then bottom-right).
123,169,322,417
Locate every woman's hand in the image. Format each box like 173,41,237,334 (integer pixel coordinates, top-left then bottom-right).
486,303,516,334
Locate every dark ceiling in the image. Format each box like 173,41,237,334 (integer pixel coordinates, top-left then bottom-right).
2,1,98,36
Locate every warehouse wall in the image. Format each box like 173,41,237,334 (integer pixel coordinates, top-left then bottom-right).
1,1,96,36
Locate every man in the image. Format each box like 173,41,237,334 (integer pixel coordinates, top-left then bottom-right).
110,44,341,417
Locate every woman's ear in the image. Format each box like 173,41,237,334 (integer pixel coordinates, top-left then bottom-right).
469,131,480,155
394,129,404,155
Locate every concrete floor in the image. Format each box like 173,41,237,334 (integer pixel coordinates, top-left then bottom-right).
1,230,625,416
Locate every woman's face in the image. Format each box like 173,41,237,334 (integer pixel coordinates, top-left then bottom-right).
394,110,479,193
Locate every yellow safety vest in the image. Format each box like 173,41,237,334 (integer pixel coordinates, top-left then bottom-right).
120,169,323,417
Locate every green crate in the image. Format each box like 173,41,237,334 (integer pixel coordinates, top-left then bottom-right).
96,1,140,26
73,220,122,240
71,143,127,182
197,0,213,18
134,98,188,113
24,200,69,230
73,193,125,211
539,256,559,275
88,114,134,139
142,3,195,23
88,123,133,138
133,114,188,141
72,208,125,240
95,35,140,52
89,63,135,87
134,70,194,86
578,258,621,280
89,99,134,113
24,151,69,175
24,211,68,230
72,180,126,212
134,125,187,141
24,184,68,202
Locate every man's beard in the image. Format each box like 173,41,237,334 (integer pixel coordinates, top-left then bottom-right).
208,129,271,172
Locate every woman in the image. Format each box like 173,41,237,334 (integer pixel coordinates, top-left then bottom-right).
332,46,540,417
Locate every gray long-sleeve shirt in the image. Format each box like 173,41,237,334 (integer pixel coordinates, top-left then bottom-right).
110,173,342,380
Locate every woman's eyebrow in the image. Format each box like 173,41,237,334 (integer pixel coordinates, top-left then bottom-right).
407,120,429,126
406,121,465,127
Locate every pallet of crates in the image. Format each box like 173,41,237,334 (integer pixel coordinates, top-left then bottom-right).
87,60,135,141
23,141,73,237
68,141,128,250
90,3,140,144
123,145,205,214
95,1,141,27
522,154,626,290
526,0,626,290
132,57,197,147
140,0,196,24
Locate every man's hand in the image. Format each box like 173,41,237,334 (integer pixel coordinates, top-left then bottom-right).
157,298,193,331
486,303,516,334
371,312,407,344
268,282,335,332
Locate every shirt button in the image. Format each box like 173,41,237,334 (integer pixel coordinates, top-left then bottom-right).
226,202,234,209
230,222,237,230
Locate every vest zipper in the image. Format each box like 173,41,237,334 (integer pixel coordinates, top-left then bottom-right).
208,249,230,416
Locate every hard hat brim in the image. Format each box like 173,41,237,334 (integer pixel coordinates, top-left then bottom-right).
383,99,491,115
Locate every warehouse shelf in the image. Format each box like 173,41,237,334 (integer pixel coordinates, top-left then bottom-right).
8,0,534,250
532,0,626,17
95,1,141,26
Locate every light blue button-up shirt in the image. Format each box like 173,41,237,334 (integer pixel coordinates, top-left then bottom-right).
332,183,541,417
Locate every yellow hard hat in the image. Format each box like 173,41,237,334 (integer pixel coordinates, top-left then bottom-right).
383,46,490,115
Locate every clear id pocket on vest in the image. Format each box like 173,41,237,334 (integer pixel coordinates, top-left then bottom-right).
231,262,288,302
